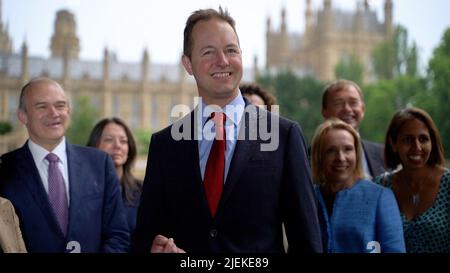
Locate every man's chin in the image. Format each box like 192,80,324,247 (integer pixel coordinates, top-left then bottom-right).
344,120,359,130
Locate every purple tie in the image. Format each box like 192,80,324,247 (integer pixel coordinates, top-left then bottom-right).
46,153,69,236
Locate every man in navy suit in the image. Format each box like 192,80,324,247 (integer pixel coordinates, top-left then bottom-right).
0,77,130,253
131,7,323,253
321,79,386,178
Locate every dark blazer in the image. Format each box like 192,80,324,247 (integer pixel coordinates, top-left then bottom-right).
121,179,142,233
132,105,323,253
0,142,130,253
362,140,386,178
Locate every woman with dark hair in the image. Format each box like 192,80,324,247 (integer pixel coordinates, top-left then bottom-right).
374,107,449,252
87,117,142,232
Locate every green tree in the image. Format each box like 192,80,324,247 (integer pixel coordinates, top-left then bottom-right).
420,28,450,158
0,121,13,135
372,42,396,80
361,76,426,143
134,128,152,156
257,71,324,144
371,25,419,80
406,43,418,77
335,54,364,86
66,96,99,145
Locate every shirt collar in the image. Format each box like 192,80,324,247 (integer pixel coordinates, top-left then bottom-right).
28,137,66,163
199,92,245,128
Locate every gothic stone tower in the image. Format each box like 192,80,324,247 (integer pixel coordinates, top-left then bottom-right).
0,0,12,54
266,0,394,82
50,9,80,59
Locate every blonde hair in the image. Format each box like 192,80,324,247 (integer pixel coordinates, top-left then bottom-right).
311,118,364,186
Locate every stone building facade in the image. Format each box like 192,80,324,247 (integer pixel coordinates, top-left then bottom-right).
266,0,393,82
1,0,394,155
0,5,255,155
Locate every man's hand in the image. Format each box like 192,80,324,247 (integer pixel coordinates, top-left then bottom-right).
151,234,186,253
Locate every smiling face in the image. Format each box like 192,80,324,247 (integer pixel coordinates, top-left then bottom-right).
322,129,357,187
322,85,365,130
98,122,129,168
391,118,432,170
182,17,242,106
17,80,70,151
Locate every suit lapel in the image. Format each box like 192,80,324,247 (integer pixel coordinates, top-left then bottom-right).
185,110,203,188
186,111,212,218
218,105,260,211
66,143,91,235
18,144,62,235
182,109,226,219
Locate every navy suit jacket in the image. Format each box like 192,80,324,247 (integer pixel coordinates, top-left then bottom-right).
0,142,130,253
132,105,323,253
362,139,386,178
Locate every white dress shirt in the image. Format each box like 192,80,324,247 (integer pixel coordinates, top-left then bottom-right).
27,138,70,204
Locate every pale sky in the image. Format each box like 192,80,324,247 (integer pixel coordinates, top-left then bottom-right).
3,0,450,71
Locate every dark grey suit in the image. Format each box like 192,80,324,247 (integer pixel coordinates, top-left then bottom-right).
362,139,386,178
132,105,323,253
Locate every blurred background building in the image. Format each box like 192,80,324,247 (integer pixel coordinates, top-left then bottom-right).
266,0,393,82
1,0,393,156
0,3,256,155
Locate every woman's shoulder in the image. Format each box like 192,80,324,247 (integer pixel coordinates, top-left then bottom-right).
440,168,450,186
0,197,16,216
355,179,390,193
352,180,397,209
373,171,395,187
134,178,144,190
0,197,12,208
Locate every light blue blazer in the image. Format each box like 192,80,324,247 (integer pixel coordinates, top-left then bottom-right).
315,179,406,253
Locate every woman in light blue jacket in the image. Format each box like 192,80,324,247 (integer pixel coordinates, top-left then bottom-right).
310,118,405,253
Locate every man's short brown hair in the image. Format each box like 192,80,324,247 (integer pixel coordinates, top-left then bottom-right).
321,79,364,110
183,7,239,58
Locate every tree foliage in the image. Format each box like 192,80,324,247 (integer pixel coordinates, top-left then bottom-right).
66,96,100,145
0,121,13,135
256,71,324,144
134,128,152,156
419,27,450,158
371,25,419,80
335,54,364,86
360,76,426,143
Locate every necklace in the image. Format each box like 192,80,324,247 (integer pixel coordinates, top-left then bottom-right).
412,192,420,206
399,170,433,207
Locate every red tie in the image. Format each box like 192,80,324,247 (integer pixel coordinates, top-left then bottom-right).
204,112,226,217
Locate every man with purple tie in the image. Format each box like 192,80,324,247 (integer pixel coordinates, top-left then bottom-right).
0,77,129,252
131,7,322,253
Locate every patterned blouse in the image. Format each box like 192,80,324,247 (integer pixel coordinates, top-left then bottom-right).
373,169,450,253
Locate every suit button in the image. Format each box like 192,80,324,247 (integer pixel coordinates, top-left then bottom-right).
209,229,218,238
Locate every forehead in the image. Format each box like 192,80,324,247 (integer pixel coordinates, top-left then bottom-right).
191,18,238,48
323,129,355,145
102,122,127,135
328,85,362,101
25,81,67,103
399,119,429,135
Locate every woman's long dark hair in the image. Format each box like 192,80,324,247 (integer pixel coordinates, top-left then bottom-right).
87,117,141,206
